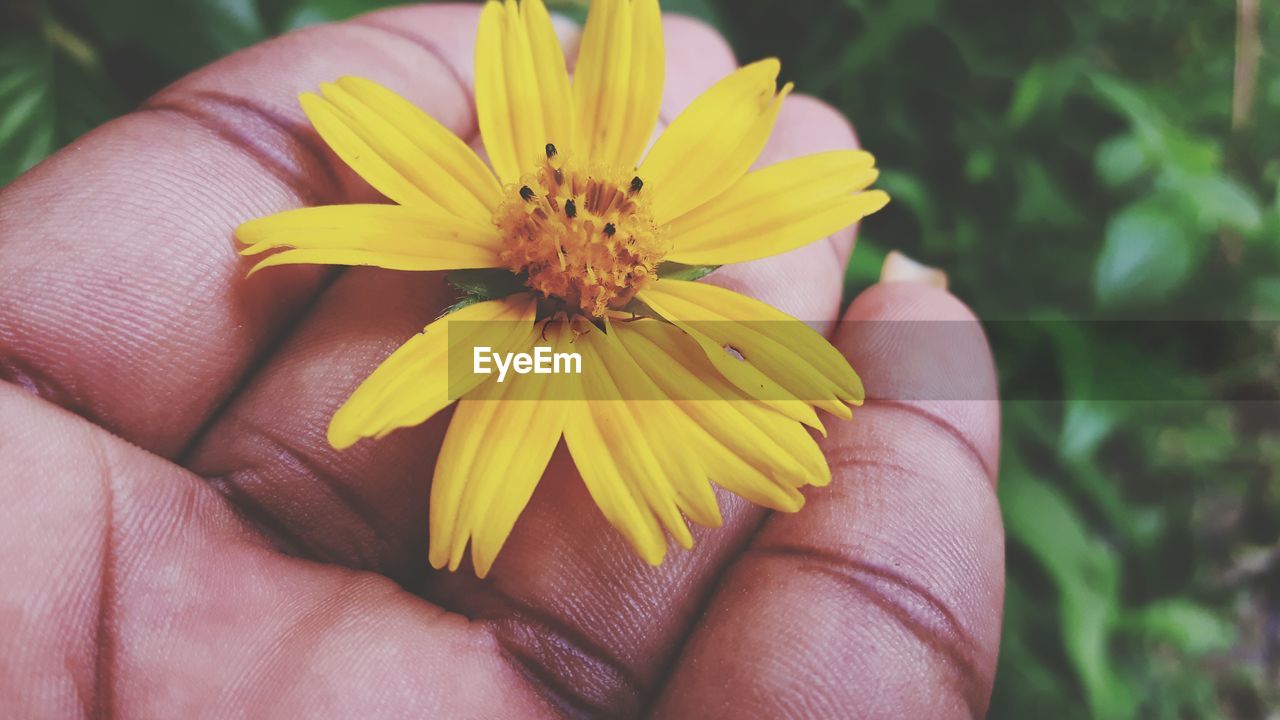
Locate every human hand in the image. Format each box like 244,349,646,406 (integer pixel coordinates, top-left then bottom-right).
0,4,1003,717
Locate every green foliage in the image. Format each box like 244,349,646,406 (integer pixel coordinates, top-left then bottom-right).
1,0,1278,716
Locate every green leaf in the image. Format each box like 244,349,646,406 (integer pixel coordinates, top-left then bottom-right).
1059,400,1121,460
1185,175,1264,234
275,0,403,31
1252,276,1280,317
654,0,723,25
1127,600,1237,655
0,17,127,185
1093,202,1196,307
1001,456,1135,720
0,36,55,183
1094,134,1147,187
75,0,265,71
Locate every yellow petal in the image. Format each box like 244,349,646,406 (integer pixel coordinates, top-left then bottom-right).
667,150,890,265
614,318,831,498
326,294,538,450
641,280,864,417
301,92,436,209
476,0,574,184
637,284,825,432
563,320,693,563
640,59,791,224
236,204,503,273
573,0,664,168
430,322,570,577
328,76,502,221
521,0,576,157
599,319,723,533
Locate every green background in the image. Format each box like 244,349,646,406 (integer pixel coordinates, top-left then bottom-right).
2,0,1278,716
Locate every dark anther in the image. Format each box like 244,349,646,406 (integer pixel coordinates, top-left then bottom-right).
545,143,558,158
554,168,564,185
565,199,577,218
519,185,536,201
603,222,617,236
629,176,644,194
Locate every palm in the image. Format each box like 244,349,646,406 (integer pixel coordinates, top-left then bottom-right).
0,5,1003,718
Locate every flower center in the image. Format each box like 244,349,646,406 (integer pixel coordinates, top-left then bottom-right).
495,144,668,318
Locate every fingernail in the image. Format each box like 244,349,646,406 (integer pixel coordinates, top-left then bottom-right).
880,250,948,289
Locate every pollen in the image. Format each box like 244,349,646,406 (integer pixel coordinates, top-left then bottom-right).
495,149,669,317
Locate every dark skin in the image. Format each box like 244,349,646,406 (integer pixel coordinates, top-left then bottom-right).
0,4,1003,718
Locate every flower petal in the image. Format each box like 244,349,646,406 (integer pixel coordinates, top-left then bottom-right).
598,319,723,531
563,320,705,563
639,279,863,420
325,76,502,222
300,91,436,209
430,321,570,577
476,0,574,184
326,294,538,450
640,59,791,224
614,318,830,504
573,0,664,168
236,204,504,273
666,150,889,265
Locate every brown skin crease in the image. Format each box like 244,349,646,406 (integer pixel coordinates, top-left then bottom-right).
0,5,1003,719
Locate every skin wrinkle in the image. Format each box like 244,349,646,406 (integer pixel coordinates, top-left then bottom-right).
861,399,997,484
0,355,88,420
202,473,319,561
744,543,989,717
141,91,346,206
638,506,773,719
208,412,407,574
87,429,116,720
437,576,645,719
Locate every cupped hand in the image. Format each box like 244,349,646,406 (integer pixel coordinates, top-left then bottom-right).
0,5,1003,718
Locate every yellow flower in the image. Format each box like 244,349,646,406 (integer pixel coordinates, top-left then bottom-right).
235,0,889,577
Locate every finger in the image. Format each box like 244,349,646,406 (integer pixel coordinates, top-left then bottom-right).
182,15,724,580
651,281,1003,719
0,5,482,458
0,384,551,718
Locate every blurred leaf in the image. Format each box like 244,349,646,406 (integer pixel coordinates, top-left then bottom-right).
1014,159,1084,227
1252,276,1280,317
1184,175,1264,234
1126,600,1237,655
1095,134,1147,188
875,171,934,235
651,0,722,25
843,237,887,298
75,0,265,71
0,35,54,183
1007,59,1079,128
0,15,125,184
273,0,403,30
1093,201,1196,307
1002,458,1135,719
1060,400,1121,460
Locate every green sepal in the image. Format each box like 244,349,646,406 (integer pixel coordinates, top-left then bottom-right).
657,262,720,282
